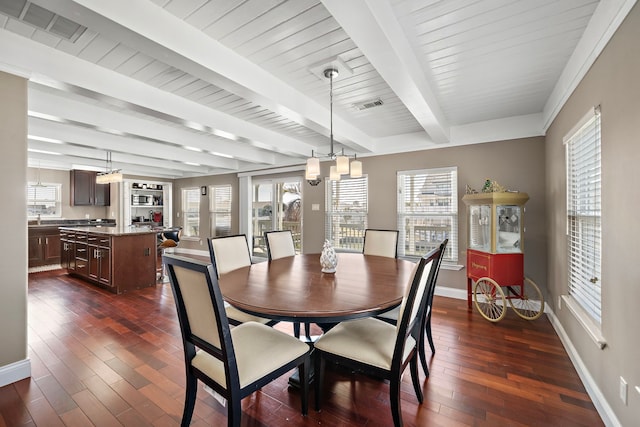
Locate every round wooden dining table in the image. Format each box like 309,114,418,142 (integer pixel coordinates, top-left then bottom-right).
217,253,416,324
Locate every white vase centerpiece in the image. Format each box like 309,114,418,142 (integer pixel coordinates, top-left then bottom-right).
320,239,338,273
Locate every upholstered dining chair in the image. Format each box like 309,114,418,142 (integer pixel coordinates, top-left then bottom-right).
264,230,311,339
264,230,296,260
362,229,399,258
314,245,443,427
163,254,311,427
376,239,448,377
207,235,278,327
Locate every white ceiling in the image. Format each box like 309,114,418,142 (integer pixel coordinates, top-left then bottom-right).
0,0,634,179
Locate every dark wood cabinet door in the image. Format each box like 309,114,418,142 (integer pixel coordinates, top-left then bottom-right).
71,170,95,206
98,248,111,286
95,183,111,206
44,234,61,263
28,235,44,265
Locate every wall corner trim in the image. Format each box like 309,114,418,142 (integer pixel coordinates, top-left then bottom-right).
546,309,621,427
0,359,31,388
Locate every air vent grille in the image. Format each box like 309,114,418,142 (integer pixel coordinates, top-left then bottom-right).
353,98,384,111
0,0,86,41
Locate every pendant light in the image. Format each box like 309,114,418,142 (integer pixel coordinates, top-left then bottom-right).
305,67,362,184
96,150,122,184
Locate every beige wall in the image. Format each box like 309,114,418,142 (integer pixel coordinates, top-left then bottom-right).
0,71,28,370
27,167,111,220
546,3,640,425
303,137,547,291
174,137,547,293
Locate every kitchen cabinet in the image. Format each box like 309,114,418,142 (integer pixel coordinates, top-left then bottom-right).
28,226,61,268
70,170,110,206
60,227,156,294
88,235,111,287
60,230,75,271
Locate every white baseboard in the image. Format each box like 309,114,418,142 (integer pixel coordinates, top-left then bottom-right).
546,308,620,427
0,359,31,388
434,284,467,300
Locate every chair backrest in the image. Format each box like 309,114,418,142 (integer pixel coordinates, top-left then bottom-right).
164,254,240,392
392,245,443,365
362,229,399,258
424,239,448,316
265,230,296,261
207,234,252,277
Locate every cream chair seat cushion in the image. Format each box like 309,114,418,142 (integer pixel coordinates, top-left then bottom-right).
191,322,309,389
314,317,415,370
225,304,273,325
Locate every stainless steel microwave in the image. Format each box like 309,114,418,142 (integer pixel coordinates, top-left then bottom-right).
132,195,152,205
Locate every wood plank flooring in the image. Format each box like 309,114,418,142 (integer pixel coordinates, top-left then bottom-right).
0,269,603,426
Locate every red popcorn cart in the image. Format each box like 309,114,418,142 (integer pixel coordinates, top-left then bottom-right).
462,190,544,322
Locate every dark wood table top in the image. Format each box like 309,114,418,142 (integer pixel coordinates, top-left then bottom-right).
218,253,416,323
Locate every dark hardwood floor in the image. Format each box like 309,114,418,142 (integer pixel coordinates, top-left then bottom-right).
0,269,603,426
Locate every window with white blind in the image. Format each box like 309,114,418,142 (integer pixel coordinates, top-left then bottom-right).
565,106,602,324
209,184,232,237
397,167,458,262
182,188,200,238
325,176,368,251
27,183,62,218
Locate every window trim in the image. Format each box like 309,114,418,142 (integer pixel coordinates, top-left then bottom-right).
325,175,368,252
209,184,232,238
563,105,604,347
396,166,458,263
181,187,201,239
27,182,62,218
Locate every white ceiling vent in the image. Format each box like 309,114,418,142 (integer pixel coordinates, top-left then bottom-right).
353,98,384,111
0,0,86,42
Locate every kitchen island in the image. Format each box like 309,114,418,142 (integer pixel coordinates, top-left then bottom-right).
59,226,157,294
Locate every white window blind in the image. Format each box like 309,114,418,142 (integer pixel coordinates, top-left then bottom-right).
209,185,232,237
325,176,368,251
397,167,458,262
565,107,602,324
27,183,62,218
182,188,200,237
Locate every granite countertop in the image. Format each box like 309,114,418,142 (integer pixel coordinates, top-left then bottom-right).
29,219,116,228
58,226,157,236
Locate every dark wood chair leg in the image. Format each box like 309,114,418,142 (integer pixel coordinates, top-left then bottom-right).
426,316,435,354
293,322,301,338
300,356,310,415
410,354,423,403
418,330,429,377
229,396,242,427
304,322,311,340
390,376,403,427
314,355,325,411
181,374,197,427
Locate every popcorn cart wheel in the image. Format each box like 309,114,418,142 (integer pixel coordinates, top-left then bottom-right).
473,276,544,322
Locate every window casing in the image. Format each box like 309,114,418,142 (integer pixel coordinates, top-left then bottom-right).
27,183,62,218
182,188,200,237
397,167,458,262
565,107,602,324
325,176,368,251
209,185,232,237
